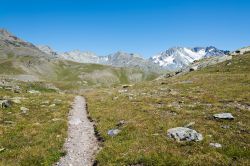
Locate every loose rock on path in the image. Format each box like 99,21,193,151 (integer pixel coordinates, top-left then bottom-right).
56,96,98,166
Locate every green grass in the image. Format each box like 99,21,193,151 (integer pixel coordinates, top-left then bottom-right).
0,60,24,75
0,81,74,166
52,60,159,89
85,53,250,165
1,52,249,165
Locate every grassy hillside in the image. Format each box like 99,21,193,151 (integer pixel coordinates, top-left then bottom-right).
0,81,74,165
0,55,160,90
85,53,250,165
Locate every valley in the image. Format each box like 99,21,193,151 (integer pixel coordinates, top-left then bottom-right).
0,29,249,166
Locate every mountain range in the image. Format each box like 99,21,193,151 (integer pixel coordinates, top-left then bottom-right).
1,29,230,71
37,45,229,71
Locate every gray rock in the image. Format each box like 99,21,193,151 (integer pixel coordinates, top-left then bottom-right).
209,143,222,148
0,100,11,108
213,113,234,120
167,127,203,142
20,107,29,114
108,129,121,136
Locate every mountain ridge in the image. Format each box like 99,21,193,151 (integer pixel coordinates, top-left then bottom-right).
0,29,230,71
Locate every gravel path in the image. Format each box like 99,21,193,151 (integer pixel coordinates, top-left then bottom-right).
56,96,98,166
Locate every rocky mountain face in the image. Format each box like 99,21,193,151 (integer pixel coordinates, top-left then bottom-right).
36,46,162,72
101,52,162,72
36,45,59,57
0,29,49,58
150,46,229,70
38,45,228,71
59,50,100,64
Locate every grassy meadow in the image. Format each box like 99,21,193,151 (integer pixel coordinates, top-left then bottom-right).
0,81,74,166
85,53,250,165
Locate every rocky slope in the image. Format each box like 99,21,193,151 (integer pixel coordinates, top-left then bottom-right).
150,46,229,70
0,29,50,58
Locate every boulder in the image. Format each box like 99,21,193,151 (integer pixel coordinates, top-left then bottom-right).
167,127,203,142
213,113,234,120
108,129,121,136
209,143,222,148
0,100,12,108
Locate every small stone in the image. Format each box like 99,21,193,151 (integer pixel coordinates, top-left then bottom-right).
20,107,29,114
49,104,56,107
167,127,203,142
209,143,222,148
4,121,14,124
108,129,121,136
42,100,50,104
184,122,195,128
213,113,234,120
112,96,118,100
116,120,126,127
221,125,230,129
118,89,128,93
122,84,132,88
0,148,5,153
189,65,198,71
28,90,40,94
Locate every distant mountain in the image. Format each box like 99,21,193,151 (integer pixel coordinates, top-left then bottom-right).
37,47,162,72
101,51,162,71
0,29,49,58
60,50,100,64
0,29,159,86
150,46,229,70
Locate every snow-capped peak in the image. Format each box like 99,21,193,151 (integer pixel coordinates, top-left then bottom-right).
150,46,227,70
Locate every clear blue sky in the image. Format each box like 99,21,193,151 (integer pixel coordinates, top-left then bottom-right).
1,0,249,57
